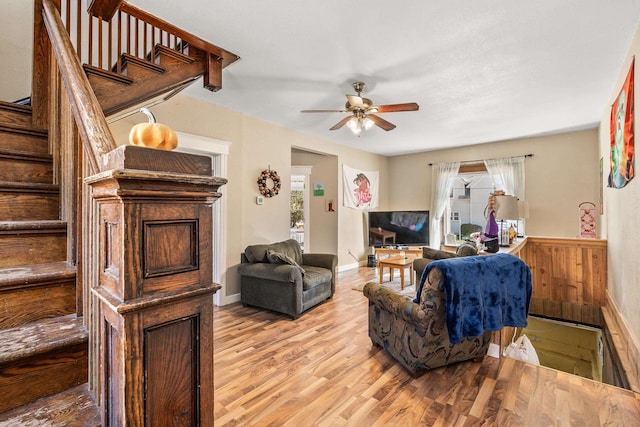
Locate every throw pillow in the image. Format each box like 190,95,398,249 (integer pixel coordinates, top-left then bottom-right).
266,249,305,275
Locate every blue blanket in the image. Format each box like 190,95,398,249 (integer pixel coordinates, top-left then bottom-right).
414,253,532,344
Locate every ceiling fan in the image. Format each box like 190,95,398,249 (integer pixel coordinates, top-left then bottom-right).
301,81,419,135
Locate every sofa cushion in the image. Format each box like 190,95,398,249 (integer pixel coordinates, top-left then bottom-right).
301,266,332,291
267,249,305,275
422,247,457,260
244,239,303,264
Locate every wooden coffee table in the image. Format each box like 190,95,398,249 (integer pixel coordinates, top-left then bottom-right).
378,255,416,290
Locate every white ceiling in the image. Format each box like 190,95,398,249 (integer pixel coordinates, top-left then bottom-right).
129,0,640,156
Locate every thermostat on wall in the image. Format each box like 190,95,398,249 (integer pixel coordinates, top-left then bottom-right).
256,196,264,205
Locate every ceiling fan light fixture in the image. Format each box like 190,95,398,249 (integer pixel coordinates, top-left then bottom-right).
363,116,374,130
346,116,361,134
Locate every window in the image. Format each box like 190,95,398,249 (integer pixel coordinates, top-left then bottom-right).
447,166,523,241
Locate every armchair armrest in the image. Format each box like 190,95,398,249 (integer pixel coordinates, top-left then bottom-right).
363,282,432,329
301,253,337,271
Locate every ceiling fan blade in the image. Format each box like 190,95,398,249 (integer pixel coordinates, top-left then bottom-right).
373,102,420,113
329,116,353,130
368,114,396,131
346,95,365,108
301,109,348,113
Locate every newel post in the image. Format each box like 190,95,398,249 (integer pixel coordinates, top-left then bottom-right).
86,145,226,425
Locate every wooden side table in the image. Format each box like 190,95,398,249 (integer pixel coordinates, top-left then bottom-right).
369,227,396,245
378,255,416,290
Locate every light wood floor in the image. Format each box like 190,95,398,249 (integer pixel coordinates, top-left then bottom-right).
214,267,640,426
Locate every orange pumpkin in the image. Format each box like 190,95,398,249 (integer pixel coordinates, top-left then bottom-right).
128,108,178,150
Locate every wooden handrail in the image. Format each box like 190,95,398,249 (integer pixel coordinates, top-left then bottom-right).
42,0,117,172
118,1,240,67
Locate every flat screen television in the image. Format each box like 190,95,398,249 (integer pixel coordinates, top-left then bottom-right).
368,210,430,247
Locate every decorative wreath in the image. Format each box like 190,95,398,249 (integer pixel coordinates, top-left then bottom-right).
257,168,281,197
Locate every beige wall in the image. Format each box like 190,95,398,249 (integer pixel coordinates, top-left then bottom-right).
291,150,339,255
0,0,32,102
109,94,387,301
599,23,640,345
388,129,600,239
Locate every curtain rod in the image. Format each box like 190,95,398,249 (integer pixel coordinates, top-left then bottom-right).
428,153,534,166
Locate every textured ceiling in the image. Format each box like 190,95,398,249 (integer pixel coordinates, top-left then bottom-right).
129,0,640,156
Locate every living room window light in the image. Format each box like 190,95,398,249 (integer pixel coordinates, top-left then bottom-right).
432,155,529,247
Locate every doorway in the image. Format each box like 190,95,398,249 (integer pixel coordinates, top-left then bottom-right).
291,166,311,252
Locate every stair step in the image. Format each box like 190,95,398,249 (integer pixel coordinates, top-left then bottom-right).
120,52,167,77
0,150,53,184
0,182,59,220
0,384,100,426
0,315,88,413
0,125,49,156
89,44,206,117
0,262,76,330
83,63,134,86
0,102,33,131
0,221,66,268
154,44,196,66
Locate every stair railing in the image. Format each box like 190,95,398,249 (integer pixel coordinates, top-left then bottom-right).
40,0,227,423
42,0,115,173
59,0,239,91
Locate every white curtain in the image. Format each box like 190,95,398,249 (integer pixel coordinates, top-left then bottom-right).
430,162,460,248
484,156,526,199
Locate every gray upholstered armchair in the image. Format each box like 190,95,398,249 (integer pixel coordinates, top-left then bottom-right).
238,239,337,319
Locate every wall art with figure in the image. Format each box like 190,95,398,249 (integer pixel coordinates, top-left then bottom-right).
342,164,379,209
609,58,635,189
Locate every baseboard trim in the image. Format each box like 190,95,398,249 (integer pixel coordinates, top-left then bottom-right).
216,292,241,306
338,262,362,273
603,291,640,392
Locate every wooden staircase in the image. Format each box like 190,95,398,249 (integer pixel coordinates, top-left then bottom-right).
0,102,98,423
86,44,208,117
0,0,233,423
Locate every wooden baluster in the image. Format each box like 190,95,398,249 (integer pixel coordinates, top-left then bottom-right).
97,17,103,69
151,25,155,54
107,19,112,71
126,13,130,54
64,0,70,31
88,16,92,66
76,0,81,62
117,11,122,73
143,22,148,60
134,17,139,57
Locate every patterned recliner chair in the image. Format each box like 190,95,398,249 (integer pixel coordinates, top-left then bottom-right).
363,266,492,375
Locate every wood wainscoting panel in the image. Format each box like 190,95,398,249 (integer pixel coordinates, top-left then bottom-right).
143,219,199,278
520,236,607,325
145,315,200,425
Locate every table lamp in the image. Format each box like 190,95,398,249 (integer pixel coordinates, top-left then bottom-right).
494,195,519,246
